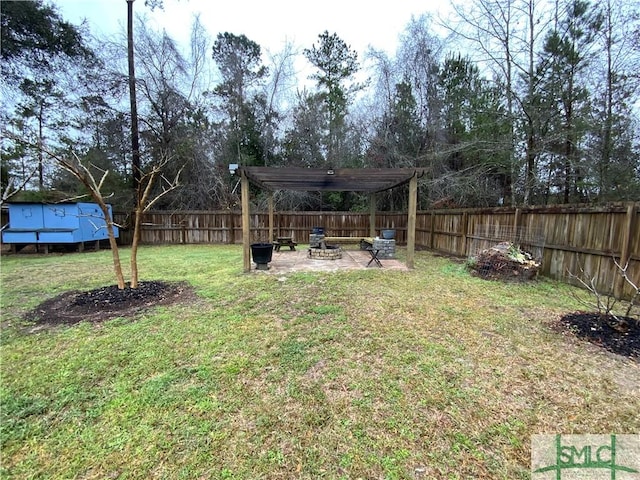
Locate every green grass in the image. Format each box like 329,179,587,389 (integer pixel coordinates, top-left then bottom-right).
1,245,638,479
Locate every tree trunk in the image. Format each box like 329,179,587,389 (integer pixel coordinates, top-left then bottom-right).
127,0,141,289
524,119,536,206
600,0,614,197
503,8,514,206
523,0,536,206
89,193,126,289
563,81,574,204
130,206,142,288
37,102,44,190
100,205,126,289
127,0,141,192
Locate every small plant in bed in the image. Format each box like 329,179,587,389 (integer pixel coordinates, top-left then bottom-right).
554,259,640,360
556,311,639,359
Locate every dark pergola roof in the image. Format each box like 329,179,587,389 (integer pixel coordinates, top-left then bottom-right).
239,167,425,193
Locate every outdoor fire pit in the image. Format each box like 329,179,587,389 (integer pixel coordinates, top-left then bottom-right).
308,242,342,260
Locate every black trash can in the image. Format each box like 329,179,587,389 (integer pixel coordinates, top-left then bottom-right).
251,243,274,270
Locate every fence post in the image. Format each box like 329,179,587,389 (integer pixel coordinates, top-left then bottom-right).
268,194,274,242
614,202,636,299
429,212,435,250
513,207,522,243
461,212,468,256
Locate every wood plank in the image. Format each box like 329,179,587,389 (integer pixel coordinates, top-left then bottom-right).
268,194,274,242
615,202,636,298
407,174,417,268
369,194,376,238
241,172,250,272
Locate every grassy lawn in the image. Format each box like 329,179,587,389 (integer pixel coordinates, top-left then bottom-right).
1,245,638,479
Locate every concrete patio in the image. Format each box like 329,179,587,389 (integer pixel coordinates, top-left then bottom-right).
251,245,409,273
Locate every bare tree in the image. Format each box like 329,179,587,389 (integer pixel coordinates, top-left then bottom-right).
129,156,182,287
567,257,639,321
396,15,444,146
260,40,299,165
10,133,181,289
442,0,555,205
59,150,181,289
52,152,127,288
116,14,217,211
588,0,640,201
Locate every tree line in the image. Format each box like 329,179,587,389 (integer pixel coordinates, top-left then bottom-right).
2,0,639,214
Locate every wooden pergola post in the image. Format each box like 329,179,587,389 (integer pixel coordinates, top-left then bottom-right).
241,171,251,272
268,193,274,242
407,174,417,269
369,194,376,238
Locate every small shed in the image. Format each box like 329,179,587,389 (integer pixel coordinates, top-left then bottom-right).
1,202,118,252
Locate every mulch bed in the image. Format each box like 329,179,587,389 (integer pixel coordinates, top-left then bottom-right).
24,280,197,327
553,312,639,360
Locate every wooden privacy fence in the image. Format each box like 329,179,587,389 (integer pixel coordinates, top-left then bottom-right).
114,202,639,299
415,203,639,299
112,211,408,246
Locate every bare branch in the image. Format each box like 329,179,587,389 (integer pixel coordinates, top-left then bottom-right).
568,255,639,322
0,167,38,207
612,257,640,318
143,165,183,212
57,192,92,203
566,259,616,315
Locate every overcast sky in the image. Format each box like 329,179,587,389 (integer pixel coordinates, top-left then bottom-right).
56,0,451,58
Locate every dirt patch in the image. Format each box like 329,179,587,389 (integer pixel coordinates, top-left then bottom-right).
24,281,197,328
552,312,639,360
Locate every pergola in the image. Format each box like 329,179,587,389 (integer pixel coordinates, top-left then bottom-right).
238,166,425,272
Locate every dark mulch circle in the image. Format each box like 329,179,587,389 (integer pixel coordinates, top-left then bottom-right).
24,280,197,327
553,311,640,360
